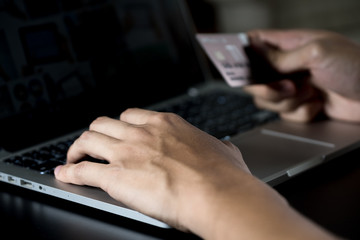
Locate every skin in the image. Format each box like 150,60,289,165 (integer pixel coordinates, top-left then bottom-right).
243,29,360,123
54,109,339,240
54,29,360,239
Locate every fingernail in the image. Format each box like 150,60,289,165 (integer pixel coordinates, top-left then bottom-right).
54,165,62,176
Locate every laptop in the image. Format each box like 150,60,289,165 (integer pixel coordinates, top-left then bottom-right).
1,0,360,229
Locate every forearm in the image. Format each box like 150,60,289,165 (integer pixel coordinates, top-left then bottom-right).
186,174,340,240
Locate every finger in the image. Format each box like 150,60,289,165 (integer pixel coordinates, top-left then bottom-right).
254,96,301,113
267,43,320,73
324,91,360,122
120,108,157,125
54,160,166,219
243,79,297,102
280,99,324,123
89,116,137,139
247,29,327,50
67,130,121,164
54,162,109,187
252,84,317,113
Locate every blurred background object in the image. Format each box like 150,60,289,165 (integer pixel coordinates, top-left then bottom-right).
187,0,360,41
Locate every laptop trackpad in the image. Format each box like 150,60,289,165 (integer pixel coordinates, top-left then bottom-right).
230,128,335,183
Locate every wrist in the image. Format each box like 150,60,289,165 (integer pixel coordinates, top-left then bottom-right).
180,171,337,240
179,170,268,239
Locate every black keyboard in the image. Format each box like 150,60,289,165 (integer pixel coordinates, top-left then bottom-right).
4,137,76,175
4,136,108,175
4,91,278,175
158,90,278,139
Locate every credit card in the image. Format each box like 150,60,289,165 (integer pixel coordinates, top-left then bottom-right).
197,33,287,88
197,33,309,88
196,33,252,87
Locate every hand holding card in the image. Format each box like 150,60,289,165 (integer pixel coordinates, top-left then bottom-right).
196,33,283,87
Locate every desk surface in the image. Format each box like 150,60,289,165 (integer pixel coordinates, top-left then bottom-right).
1,148,360,240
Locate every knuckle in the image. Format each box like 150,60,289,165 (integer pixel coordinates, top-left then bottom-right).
130,126,149,137
78,130,93,142
126,127,153,144
307,40,327,61
73,130,96,149
150,112,181,125
69,162,89,183
223,140,239,151
89,116,108,130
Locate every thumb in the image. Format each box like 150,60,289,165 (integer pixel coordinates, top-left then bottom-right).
266,43,315,74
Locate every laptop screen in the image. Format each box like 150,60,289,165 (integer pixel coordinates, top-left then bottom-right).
0,0,205,151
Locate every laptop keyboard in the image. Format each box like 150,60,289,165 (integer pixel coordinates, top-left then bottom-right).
4,138,75,175
158,90,278,139
3,90,278,175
